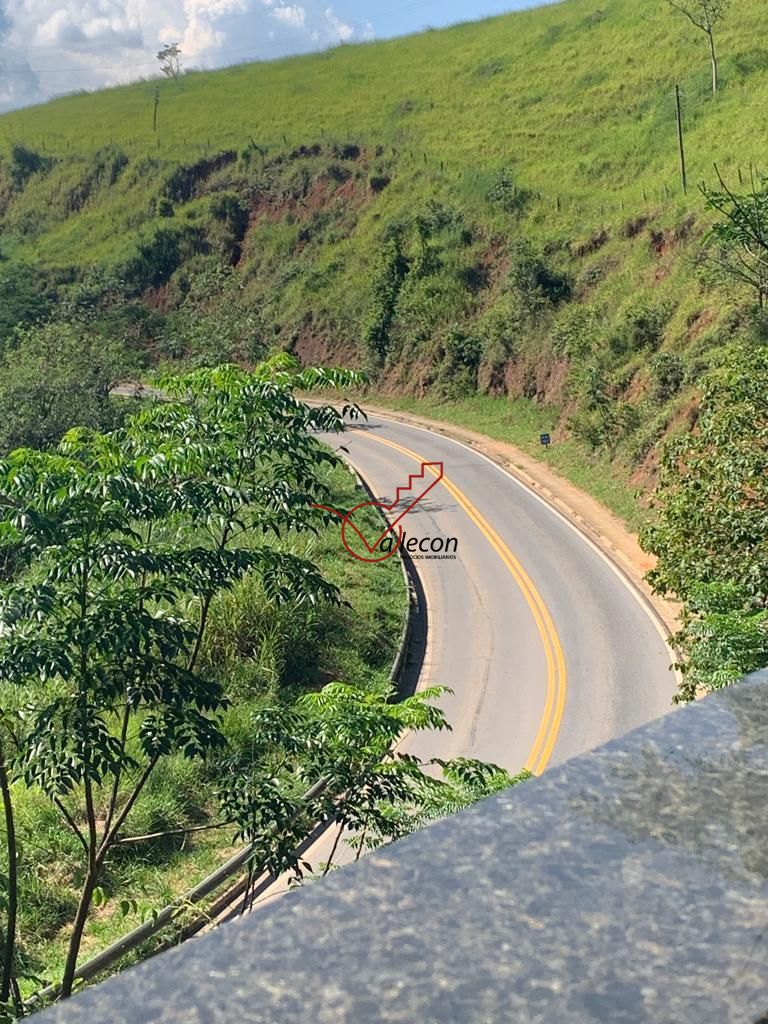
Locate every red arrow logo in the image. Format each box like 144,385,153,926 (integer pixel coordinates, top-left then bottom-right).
315,462,444,562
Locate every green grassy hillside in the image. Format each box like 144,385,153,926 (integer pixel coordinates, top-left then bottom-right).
1,0,767,492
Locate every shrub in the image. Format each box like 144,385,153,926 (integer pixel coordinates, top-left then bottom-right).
550,303,599,361
362,233,409,364
608,299,669,357
0,321,127,452
486,168,533,216
650,352,685,402
8,144,52,189
0,262,51,346
508,238,571,315
435,327,482,398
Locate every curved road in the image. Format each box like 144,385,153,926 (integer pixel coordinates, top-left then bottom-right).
333,413,675,775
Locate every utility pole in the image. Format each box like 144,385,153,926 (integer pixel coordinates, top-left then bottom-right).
675,84,687,195
153,86,160,133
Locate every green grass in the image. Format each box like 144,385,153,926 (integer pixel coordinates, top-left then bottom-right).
0,0,761,519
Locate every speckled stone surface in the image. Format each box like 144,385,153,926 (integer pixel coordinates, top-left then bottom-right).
39,672,768,1023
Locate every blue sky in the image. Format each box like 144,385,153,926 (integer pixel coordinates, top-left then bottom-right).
0,0,550,113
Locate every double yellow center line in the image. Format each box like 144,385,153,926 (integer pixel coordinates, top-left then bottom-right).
361,433,567,775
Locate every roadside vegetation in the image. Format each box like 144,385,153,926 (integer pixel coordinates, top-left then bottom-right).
0,361,517,1014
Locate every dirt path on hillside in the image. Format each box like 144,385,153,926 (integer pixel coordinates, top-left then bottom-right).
361,403,681,641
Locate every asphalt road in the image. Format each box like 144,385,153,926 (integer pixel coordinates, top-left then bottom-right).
331,413,675,776
232,409,676,912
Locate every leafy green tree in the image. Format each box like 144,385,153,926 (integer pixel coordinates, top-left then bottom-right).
642,343,768,695
0,322,127,454
0,360,361,1000
218,681,523,890
672,583,768,701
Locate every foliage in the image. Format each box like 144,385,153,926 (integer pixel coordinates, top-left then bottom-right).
160,262,265,366
218,682,523,880
642,343,768,602
435,328,483,398
550,304,599,361
0,360,363,999
0,265,50,348
671,582,768,701
507,239,570,316
7,147,52,191
642,343,768,696
362,230,409,365
485,168,532,216
650,352,685,402
157,45,182,81
0,322,127,454
700,173,768,306
607,299,668,357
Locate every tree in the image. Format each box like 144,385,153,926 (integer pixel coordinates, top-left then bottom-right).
672,583,768,701
700,171,768,307
0,322,127,454
0,361,362,1000
157,43,182,80
641,344,768,697
666,0,730,96
218,681,523,896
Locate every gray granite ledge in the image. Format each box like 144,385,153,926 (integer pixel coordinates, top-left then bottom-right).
40,671,768,1023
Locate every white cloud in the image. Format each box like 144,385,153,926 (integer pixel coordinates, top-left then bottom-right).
324,6,352,42
270,4,305,29
0,0,377,112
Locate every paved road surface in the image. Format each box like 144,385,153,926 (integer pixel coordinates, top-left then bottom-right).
333,413,675,776
233,409,677,913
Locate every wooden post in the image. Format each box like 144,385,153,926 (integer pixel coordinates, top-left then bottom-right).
153,87,160,133
675,84,687,195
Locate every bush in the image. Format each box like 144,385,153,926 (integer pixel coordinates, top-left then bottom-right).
435,327,482,398
550,303,599,361
476,302,523,393
508,238,570,315
608,300,669,357
0,321,127,452
650,352,685,402
362,234,409,364
8,144,52,189
486,168,533,216
0,262,51,347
